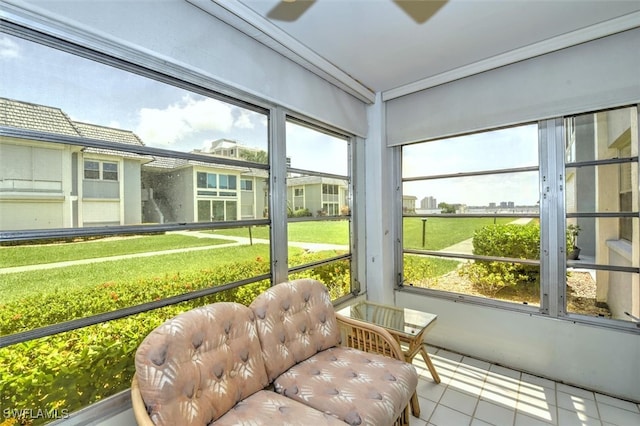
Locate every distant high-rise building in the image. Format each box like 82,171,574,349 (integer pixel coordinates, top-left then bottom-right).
489,202,496,208
421,196,437,209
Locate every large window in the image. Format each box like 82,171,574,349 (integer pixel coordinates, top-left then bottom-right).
285,118,354,300
401,124,541,306
400,106,639,330
564,106,639,321
0,26,354,423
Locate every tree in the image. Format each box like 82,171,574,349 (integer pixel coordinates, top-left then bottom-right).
438,202,456,214
239,149,268,164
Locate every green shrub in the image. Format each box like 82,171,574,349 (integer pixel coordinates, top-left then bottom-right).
290,253,350,299
461,223,540,295
0,254,350,425
287,208,312,218
402,254,462,286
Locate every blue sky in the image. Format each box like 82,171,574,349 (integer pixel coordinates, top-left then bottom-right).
1,32,349,176
403,125,540,206
2,32,536,203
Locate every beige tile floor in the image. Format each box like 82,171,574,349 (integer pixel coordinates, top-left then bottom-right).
409,348,640,426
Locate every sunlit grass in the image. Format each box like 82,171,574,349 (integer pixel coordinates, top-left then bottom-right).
0,244,278,303
403,217,515,250
212,220,350,245
0,233,229,268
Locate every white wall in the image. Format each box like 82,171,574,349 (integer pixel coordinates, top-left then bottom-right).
396,291,640,402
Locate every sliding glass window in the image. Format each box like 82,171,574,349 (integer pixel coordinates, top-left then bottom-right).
0,28,271,421
401,124,541,307
400,106,640,330
564,106,639,323
285,118,353,300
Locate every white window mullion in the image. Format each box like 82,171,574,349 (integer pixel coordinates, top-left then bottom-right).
539,118,566,318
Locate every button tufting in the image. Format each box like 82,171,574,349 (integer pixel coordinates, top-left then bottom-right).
150,345,168,366
213,365,224,380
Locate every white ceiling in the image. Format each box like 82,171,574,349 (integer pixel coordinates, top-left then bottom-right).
235,0,640,98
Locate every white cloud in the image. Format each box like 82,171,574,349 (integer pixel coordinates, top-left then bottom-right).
233,109,255,129
136,95,234,147
0,36,20,60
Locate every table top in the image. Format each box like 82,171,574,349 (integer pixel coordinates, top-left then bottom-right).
337,301,437,337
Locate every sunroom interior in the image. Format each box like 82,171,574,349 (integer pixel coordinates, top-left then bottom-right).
1,0,639,425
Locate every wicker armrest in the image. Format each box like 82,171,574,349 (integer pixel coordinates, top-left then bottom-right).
336,313,405,361
131,374,155,426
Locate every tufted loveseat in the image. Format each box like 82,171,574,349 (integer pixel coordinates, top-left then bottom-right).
131,279,419,425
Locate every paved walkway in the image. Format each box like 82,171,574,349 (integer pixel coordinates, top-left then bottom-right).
1,219,530,274
0,230,348,275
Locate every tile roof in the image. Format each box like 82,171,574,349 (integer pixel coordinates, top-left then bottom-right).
0,98,78,136
0,97,150,161
0,97,264,172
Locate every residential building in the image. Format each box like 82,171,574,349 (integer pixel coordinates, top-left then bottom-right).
0,97,151,230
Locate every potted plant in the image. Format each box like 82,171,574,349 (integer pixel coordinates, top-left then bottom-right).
567,224,581,260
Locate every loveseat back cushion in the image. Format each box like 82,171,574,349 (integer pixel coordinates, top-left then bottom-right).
274,346,419,426
134,302,269,425
249,279,341,382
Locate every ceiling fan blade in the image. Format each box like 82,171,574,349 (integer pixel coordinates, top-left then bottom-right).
394,0,447,24
267,0,317,22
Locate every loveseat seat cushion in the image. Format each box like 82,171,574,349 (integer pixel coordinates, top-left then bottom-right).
250,279,341,382
212,390,346,425
135,302,269,425
274,346,418,426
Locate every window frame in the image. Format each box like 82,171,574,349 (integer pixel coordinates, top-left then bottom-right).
83,159,119,181
284,114,357,300
0,24,278,348
397,109,640,333
0,21,361,353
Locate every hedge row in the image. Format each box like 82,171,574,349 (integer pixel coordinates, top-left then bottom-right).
0,253,350,425
461,223,540,295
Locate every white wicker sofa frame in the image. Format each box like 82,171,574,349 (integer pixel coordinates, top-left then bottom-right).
131,279,418,426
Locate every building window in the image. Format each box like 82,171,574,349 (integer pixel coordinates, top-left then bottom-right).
401,124,541,307
83,160,100,180
564,106,638,320
83,160,118,181
241,179,253,191
198,199,238,221
400,106,639,329
197,172,237,196
0,26,284,421
102,162,118,181
286,117,353,299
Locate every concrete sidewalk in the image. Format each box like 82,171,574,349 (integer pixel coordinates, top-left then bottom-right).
0,230,348,275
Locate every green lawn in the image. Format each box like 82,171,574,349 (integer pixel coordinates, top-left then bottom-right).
212,221,350,245
403,217,516,250
0,217,520,302
0,233,229,268
0,244,275,303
